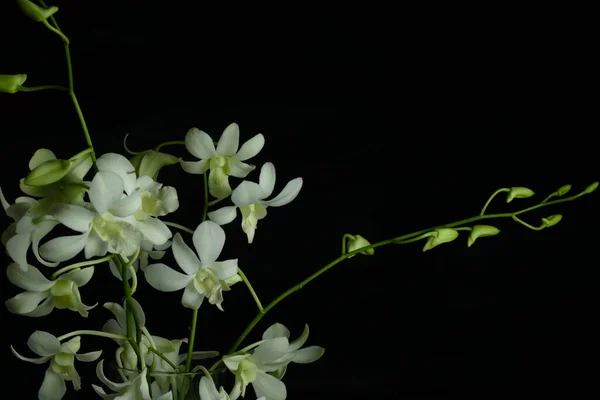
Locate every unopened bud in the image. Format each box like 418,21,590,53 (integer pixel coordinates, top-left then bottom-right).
467,225,500,247
583,181,599,195
506,187,535,203
17,0,59,22
0,74,27,94
556,184,572,196
24,159,72,187
130,150,180,180
347,234,374,257
542,214,562,228
423,228,459,252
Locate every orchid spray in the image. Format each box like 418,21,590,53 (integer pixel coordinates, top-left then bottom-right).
2,2,598,400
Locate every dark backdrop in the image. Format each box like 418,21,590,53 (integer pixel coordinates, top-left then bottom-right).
0,1,597,399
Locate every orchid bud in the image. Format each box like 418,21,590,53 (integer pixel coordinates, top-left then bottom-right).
17,0,59,22
542,214,562,228
347,234,374,257
467,225,500,247
23,158,72,187
506,187,535,203
130,150,180,180
582,181,599,195
0,74,27,94
556,184,571,196
422,228,459,252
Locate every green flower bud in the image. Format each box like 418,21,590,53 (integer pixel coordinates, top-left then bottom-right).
506,187,535,203
347,234,374,257
130,150,180,180
467,225,500,247
422,228,459,252
583,181,599,195
17,0,59,22
0,74,27,94
24,158,72,187
556,184,571,196
542,214,562,228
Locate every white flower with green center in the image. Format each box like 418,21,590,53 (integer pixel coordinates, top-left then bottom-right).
133,175,179,220
5,263,95,317
19,148,93,207
11,331,102,400
180,123,265,199
144,221,238,310
223,323,324,400
0,188,59,270
208,162,303,243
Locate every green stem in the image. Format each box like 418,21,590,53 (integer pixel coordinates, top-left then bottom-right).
40,2,97,169
148,347,178,371
155,140,185,151
123,133,146,155
163,221,194,235
225,188,594,354
207,197,226,207
237,267,264,312
57,330,127,342
512,215,544,231
18,85,68,93
115,255,144,369
51,254,113,280
341,233,354,255
184,173,210,372
480,188,510,216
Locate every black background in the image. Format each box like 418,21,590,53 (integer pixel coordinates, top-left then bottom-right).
0,1,597,399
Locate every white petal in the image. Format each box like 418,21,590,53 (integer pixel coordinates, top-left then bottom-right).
288,324,309,352
50,204,94,232
91,385,117,400
259,162,276,198
243,225,256,244
0,185,11,210
28,331,61,356
216,123,240,156
6,263,53,291
29,148,56,169
252,338,289,364
185,128,216,159
207,206,237,226
6,233,31,269
199,376,221,400
38,368,66,400
264,177,303,207
32,220,60,267
231,181,265,207
252,370,287,400
262,323,290,341
155,392,173,400
39,232,88,262
144,263,192,292
154,186,179,216
292,346,325,363
10,344,51,364
24,296,55,317
69,153,93,180
229,159,256,178
210,259,238,281
76,350,102,362
84,229,109,259
180,159,210,174
193,221,225,266
172,233,201,276
103,302,127,331
181,281,204,310
90,171,124,214
96,153,137,195
234,133,265,161
110,192,142,217
5,290,50,314
137,218,172,245
95,360,130,392
59,266,94,287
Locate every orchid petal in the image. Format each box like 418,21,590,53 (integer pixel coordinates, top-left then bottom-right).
264,178,303,207
193,221,225,266
252,370,287,400
199,376,221,400
262,323,291,341
229,159,256,178
90,171,124,214
5,290,50,314
207,206,237,226
181,281,204,310
185,128,216,159
288,324,309,352
216,123,240,155
39,232,88,262
110,192,142,217
38,368,67,400
50,204,94,232
96,153,137,195
10,345,51,364
235,133,265,161
28,331,61,356
76,350,102,362
6,263,53,291
144,263,192,292
252,338,290,364
6,233,31,269
259,162,276,198
172,233,201,276
211,259,238,281
84,229,109,259
59,266,94,287
180,159,210,174
292,346,325,363
24,296,55,317
231,181,265,207
137,218,172,246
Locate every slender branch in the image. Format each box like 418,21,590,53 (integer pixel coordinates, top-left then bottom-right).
237,267,264,313
19,85,68,93
57,330,127,342
163,221,194,235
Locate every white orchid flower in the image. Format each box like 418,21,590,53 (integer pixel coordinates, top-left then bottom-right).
180,123,265,199
208,162,303,243
5,263,95,317
223,323,323,400
0,188,60,270
92,360,153,400
11,331,102,400
144,221,238,310
38,153,149,263
19,148,93,206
